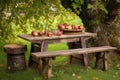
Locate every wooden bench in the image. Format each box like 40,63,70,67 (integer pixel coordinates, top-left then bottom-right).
31,46,117,79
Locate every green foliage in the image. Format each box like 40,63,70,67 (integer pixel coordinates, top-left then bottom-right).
87,0,108,14
116,0,120,3
71,0,84,14
0,0,83,44
70,0,110,16
96,0,108,14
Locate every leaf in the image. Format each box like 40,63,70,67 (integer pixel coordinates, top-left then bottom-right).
98,4,108,14
116,0,120,3
92,77,99,80
0,64,4,67
87,4,93,9
72,73,76,76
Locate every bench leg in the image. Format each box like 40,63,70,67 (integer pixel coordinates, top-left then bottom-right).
103,52,108,71
95,52,109,71
38,58,43,73
82,54,89,68
42,58,53,79
94,52,101,69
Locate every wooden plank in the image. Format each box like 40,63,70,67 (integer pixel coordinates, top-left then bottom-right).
4,44,27,54
31,46,117,58
47,38,80,44
18,32,97,43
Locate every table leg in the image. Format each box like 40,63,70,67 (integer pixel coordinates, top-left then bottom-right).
29,43,41,67
81,37,89,68
40,40,53,79
29,44,33,67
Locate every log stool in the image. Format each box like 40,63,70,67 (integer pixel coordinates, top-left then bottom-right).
4,44,27,71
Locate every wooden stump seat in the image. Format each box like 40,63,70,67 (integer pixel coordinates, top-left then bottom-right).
31,46,117,79
4,44,27,71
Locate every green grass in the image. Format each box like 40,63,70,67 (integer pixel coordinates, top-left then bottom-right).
0,43,120,80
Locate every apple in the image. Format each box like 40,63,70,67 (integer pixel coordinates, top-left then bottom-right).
65,26,69,29
61,25,65,29
80,25,84,29
31,31,38,36
57,30,62,36
71,25,75,30
67,26,72,30
47,32,52,37
38,32,43,36
42,29,46,34
58,24,63,29
63,23,68,27
72,25,78,30
78,26,81,30
63,23,69,29
74,26,78,30
58,24,65,30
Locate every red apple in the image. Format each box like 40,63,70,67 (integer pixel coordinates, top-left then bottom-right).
31,31,38,36
78,26,81,30
71,25,75,30
38,32,43,36
63,23,68,27
73,26,78,30
61,25,65,29
58,24,63,29
63,23,69,29
58,24,65,30
47,32,52,37
57,30,62,36
65,26,69,29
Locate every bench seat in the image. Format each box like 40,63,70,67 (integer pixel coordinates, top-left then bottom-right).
31,46,116,58
31,46,117,79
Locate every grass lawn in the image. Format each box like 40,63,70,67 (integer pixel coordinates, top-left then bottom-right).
0,43,120,80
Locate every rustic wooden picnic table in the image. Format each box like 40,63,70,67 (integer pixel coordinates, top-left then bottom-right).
18,32,97,78
18,32,96,65
18,32,96,67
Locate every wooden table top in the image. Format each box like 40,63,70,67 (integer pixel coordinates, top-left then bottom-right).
18,32,97,42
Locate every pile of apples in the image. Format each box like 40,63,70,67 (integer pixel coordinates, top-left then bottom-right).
31,30,62,37
58,23,84,31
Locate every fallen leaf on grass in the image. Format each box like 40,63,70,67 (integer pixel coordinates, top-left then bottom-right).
8,66,11,70
115,72,118,75
116,63,120,67
0,64,4,67
72,73,76,76
113,75,116,78
92,77,99,80
77,76,81,79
